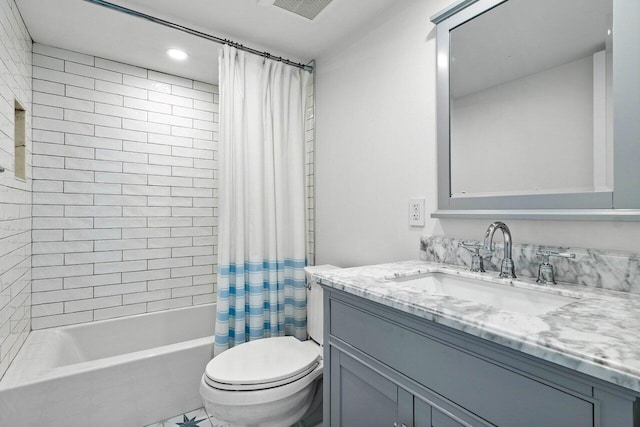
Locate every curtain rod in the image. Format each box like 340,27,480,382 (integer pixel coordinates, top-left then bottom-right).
83,0,314,72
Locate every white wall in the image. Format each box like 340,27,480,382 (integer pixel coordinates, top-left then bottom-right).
31,45,219,329
315,0,640,268
0,0,31,379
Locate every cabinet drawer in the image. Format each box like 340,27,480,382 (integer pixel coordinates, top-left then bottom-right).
330,299,594,427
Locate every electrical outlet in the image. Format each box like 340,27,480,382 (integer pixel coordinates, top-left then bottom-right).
409,198,425,226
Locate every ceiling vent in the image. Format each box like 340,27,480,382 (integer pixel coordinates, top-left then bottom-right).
272,0,333,20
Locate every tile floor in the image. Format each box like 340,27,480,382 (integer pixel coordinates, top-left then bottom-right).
147,404,323,427
145,407,229,427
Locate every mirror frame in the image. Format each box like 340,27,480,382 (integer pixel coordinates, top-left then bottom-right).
431,0,640,221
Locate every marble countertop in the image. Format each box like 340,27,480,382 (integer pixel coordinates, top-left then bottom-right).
315,260,640,393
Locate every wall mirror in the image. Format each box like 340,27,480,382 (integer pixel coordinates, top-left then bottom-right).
431,0,640,220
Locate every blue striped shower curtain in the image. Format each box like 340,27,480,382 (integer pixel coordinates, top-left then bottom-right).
214,45,310,356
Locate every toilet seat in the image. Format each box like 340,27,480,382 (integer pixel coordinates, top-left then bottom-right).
205,362,319,391
204,336,320,392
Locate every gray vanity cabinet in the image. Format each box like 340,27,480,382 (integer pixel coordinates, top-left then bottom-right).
323,288,640,427
330,346,483,427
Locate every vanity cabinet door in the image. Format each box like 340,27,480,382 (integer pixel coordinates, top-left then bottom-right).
415,398,470,427
330,348,411,427
414,394,493,427
329,346,491,427
431,409,468,427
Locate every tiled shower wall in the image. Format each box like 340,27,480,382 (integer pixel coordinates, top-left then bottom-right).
30,44,316,330
305,74,315,265
0,0,32,378
31,44,219,329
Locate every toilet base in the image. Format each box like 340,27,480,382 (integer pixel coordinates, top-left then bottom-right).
293,378,323,427
204,388,313,427
200,368,322,427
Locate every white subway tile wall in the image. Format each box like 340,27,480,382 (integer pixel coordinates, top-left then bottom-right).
30,44,316,330
305,76,315,265
31,44,219,329
0,0,32,379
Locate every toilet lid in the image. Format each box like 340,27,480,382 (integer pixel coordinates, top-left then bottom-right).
205,336,320,388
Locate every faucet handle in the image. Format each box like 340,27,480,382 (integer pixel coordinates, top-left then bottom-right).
458,241,487,272
535,249,575,263
460,241,492,256
535,249,575,284
459,241,481,250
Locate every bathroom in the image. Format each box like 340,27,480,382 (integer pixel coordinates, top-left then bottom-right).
1,0,639,425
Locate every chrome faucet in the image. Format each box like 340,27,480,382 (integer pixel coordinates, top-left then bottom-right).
483,221,516,279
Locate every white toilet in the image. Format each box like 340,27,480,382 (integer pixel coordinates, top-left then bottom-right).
199,265,337,427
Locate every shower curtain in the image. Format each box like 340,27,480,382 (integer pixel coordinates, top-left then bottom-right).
214,45,310,356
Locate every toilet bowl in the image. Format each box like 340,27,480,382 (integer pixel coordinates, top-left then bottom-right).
199,336,323,426
199,265,337,427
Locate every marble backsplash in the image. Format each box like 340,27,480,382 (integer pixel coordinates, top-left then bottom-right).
420,236,640,294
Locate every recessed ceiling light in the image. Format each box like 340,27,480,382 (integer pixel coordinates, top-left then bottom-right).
166,48,188,61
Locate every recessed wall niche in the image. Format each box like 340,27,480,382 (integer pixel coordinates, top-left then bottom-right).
14,99,25,180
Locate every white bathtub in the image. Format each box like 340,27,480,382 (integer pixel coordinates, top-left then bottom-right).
0,303,216,426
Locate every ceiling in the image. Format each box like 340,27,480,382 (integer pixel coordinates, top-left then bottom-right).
15,0,399,84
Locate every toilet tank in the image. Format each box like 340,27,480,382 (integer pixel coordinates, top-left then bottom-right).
304,265,339,346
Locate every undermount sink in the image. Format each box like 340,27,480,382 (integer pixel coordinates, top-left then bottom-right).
390,272,579,316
